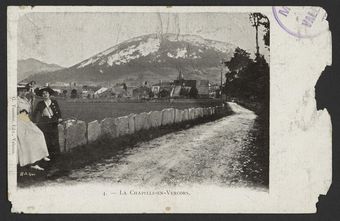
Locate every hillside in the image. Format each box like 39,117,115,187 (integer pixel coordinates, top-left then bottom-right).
18,58,64,82
26,34,238,85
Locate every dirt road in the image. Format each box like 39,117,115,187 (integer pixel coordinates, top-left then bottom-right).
60,102,264,187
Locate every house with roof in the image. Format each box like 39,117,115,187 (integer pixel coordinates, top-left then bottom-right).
151,81,173,96
197,80,210,98
94,87,111,98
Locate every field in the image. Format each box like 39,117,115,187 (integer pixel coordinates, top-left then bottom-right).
56,99,223,123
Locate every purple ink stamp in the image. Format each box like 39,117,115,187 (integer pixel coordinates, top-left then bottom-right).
272,6,329,38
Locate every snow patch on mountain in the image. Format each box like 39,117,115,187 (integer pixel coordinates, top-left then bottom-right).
138,37,161,56
78,57,101,68
167,48,189,59
106,37,160,66
77,36,161,68
167,34,233,54
75,34,234,69
167,48,200,59
107,45,140,66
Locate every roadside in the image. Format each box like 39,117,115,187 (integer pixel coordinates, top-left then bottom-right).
18,102,269,189
17,104,233,187
60,102,262,188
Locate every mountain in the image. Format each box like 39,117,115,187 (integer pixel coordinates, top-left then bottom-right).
26,34,238,85
18,58,64,82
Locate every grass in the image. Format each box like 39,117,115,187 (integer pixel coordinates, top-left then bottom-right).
56,98,223,123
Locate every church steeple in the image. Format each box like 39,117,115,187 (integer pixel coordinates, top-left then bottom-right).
178,71,184,80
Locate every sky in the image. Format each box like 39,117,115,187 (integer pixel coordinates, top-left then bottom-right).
18,12,268,67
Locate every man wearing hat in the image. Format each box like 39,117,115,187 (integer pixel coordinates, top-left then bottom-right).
33,87,62,160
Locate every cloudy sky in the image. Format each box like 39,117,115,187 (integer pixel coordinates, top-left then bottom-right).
18,12,268,67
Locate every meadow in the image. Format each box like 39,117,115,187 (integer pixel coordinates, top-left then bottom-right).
56,98,223,123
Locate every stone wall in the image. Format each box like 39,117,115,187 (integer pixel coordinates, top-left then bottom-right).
63,120,87,152
101,117,117,138
58,124,66,152
128,114,136,134
87,120,101,143
188,108,196,120
174,109,183,123
57,104,230,152
115,116,130,137
161,108,175,126
135,112,150,131
149,111,162,128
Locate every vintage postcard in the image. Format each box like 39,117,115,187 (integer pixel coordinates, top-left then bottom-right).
7,6,332,213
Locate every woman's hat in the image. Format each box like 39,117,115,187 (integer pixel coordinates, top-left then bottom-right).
36,87,56,96
17,83,29,91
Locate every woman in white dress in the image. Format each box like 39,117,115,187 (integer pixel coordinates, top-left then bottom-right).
17,86,50,170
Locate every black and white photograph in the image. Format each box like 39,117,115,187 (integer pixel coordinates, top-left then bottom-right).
7,6,332,213
15,11,270,189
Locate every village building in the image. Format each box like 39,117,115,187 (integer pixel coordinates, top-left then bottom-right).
132,86,151,99
196,80,210,98
111,84,134,98
171,72,210,98
151,81,173,95
81,90,95,99
94,87,110,98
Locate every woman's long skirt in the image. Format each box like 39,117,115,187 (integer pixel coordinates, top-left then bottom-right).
37,116,60,158
17,113,49,167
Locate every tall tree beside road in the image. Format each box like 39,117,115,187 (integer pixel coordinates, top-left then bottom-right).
224,47,252,90
249,13,270,58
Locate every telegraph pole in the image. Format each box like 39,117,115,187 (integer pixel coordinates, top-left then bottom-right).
220,60,224,105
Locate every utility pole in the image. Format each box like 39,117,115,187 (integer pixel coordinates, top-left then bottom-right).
220,60,224,104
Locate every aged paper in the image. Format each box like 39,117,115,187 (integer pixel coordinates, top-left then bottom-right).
7,6,332,213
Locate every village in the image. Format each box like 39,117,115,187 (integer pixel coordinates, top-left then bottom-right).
18,72,222,101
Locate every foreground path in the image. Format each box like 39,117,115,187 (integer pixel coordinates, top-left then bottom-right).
61,102,260,187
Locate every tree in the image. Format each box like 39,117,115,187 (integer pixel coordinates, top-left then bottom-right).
189,87,198,98
224,47,253,90
179,87,189,97
62,90,68,97
149,90,155,98
249,13,270,57
122,83,127,91
158,89,170,98
224,47,252,72
70,89,78,99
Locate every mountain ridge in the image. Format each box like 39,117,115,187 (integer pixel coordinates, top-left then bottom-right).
18,58,64,82
25,33,239,85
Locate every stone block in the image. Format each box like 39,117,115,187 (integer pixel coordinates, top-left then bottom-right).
65,120,87,151
174,109,183,123
128,114,136,134
193,108,199,119
135,112,150,131
208,107,213,115
211,107,216,115
182,109,189,121
168,108,175,124
188,108,196,120
215,106,223,115
149,111,162,128
87,120,101,143
203,107,207,115
100,117,117,138
58,124,65,152
115,116,130,137
200,107,204,117
161,108,175,126
195,107,203,118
